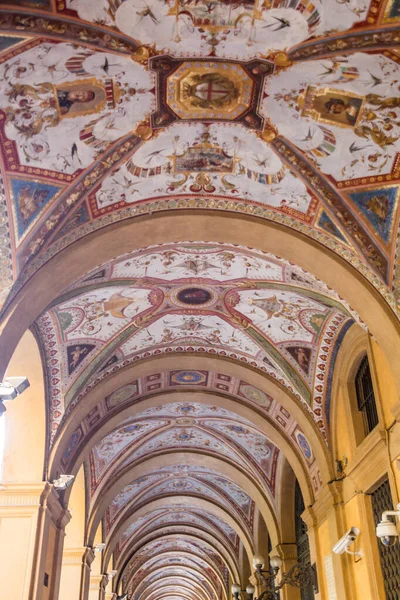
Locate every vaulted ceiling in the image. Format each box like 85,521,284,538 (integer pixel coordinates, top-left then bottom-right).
0,0,399,597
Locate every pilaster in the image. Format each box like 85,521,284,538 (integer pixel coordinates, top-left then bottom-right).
59,548,87,600
80,547,96,600
0,482,70,600
302,480,352,599
99,573,109,600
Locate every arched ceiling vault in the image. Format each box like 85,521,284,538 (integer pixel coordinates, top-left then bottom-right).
119,531,236,595
116,524,241,582
0,2,399,598
118,526,240,584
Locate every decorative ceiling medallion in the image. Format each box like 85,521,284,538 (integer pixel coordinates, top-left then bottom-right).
174,418,197,426
150,55,274,130
171,285,216,308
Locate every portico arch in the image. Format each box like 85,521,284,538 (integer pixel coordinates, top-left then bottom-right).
1,213,399,397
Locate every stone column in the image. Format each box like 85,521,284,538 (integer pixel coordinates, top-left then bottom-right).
80,547,96,600
0,482,71,600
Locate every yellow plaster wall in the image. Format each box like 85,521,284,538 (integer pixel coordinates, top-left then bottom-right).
370,338,398,425
59,467,87,600
3,330,45,482
316,519,329,599
0,509,39,598
342,495,373,600
333,386,354,464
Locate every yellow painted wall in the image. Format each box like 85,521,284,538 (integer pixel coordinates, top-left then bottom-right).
370,338,398,426
0,508,39,598
342,495,372,600
3,330,46,482
333,386,354,464
59,467,86,600
316,519,329,599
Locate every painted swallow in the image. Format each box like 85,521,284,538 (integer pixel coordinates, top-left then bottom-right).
136,5,160,25
300,128,315,142
368,71,382,87
262,16,290,30
252,154,269,168
71,143,82,165
349,141,371,153
145,148,167,164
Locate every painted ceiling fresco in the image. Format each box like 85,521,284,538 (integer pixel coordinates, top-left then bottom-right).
104,465,254,535
37,242,357,443
0,6,398,312
115,507,239,559
88,401,280,502
1,2,398,598
119,535,229,598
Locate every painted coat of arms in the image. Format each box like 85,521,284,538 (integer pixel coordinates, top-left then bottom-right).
182,73,240,109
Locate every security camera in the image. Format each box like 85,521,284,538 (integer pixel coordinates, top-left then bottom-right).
333,527,362,556
0,377,30,401
376,504,400,547
53,474,75,490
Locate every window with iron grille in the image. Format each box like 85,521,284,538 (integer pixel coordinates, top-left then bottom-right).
355,355,379,436
370,478,400,599
295,480,314,600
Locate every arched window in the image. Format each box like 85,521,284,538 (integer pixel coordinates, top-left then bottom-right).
355,355,379,436
295,480,314,600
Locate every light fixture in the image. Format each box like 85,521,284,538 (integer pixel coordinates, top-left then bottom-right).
376,503,400,547
231,583,255,600
252,553,265,571
109,570,118,579
52,474,75,490
246,584,255,597
94,543,106,553
233,553,318,600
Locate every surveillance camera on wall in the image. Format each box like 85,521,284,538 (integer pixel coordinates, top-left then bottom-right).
53,474,75,490
376,519,398,547
333,527,362,556
0,377,30,401
376,504,400,547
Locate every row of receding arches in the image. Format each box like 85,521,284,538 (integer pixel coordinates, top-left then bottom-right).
2,215,400,600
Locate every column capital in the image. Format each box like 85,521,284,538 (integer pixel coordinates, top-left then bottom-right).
83,546,96,566
100,573,110,590
270,543,298,562
303,480,344,526
62,547,87,565
0,481,71,528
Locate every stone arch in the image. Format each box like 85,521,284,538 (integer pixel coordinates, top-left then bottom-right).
115,524,240,584
1,213,399,397
102,497,255,570
49,358,332,503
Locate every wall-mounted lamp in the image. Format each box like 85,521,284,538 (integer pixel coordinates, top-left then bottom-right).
232,553,318,600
